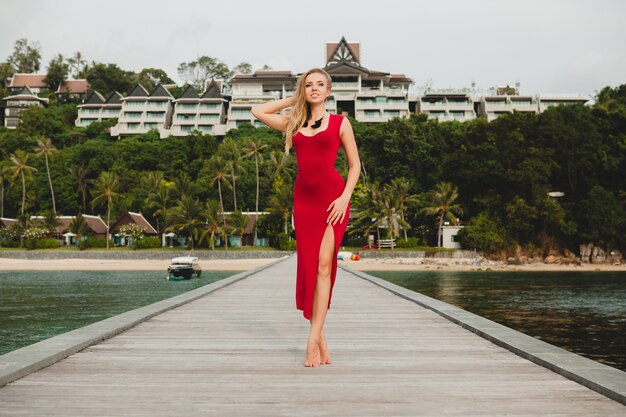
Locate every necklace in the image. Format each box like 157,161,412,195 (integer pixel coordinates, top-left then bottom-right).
303,114,325,129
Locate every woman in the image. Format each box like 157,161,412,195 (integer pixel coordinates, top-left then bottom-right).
252,68,361,367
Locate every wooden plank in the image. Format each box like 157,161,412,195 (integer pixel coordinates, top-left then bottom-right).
0,256,624,416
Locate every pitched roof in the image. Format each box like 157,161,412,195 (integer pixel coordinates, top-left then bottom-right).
178,85,200,99
8,74,48,88
105,91,123,104
0,217,18,228
150,84,174,98
127,84,150,97
83,90,106,105
326,37,361,66
110,211,158,234
57,79,89,94
3,86,48,102
201,79,222,99
82,214,108,234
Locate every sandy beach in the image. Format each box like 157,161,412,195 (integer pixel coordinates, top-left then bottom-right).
1,255,623,272
343,257,626,272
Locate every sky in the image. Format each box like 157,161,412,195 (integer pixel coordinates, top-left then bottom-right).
1,0,625,99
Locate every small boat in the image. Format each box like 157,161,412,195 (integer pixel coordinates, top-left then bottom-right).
167,256,202,281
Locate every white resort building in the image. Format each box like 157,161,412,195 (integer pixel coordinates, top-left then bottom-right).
76,91,123,127
170,79,228,136
227,71,298,131
8,37,589,135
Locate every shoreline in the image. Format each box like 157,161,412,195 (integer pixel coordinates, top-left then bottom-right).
0,256,624,272
343,257,626,272
0,258,280,271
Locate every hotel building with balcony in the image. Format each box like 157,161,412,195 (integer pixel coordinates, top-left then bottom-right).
76,90,123,127
170,79,228,136
227,71,298,131
109,84,175,139
323,37,412,122
416,90,477,122
2,86,48,129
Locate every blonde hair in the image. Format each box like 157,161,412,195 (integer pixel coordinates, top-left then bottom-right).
284,68,332,153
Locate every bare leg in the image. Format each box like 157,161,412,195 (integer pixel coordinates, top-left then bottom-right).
304,225,335,367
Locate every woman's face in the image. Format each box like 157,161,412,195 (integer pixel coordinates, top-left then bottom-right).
304,72,331,104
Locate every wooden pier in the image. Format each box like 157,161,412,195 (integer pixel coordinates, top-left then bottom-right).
0,256,624,416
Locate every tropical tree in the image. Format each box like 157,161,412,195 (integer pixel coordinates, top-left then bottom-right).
177,56,232,90
205,155,232,249
388,177,419,241
143,171,173,233
0,164,11,218
69,165,88,213
44,54,69,92
219,138,245,211
34,137,58,215
67,51,87,78
243,137,268,245
421,182,463,247
269,150,295,192
68,214,90,250
200,199,226,250
90,171,120,249
8,38,42,73
167,194,203,250
229,210,249,246
268,184,293,235
9,150,38,216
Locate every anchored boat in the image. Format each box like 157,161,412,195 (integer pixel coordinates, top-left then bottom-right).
167,256,202,281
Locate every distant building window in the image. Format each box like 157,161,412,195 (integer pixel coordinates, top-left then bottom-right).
128,123,140,129
198,125,213,133
144,123,158,130
181,125,194,132
364,110,380,117
384,110,400,118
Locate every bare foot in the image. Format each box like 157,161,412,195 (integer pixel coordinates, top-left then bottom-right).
319,333,332,365
304,339,321,367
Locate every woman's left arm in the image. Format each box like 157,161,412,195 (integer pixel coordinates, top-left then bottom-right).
327,118,361,225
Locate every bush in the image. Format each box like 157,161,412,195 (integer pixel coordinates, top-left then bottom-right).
457,212,510,252
395,237,422,248
345,236,367,247
137,237,162,249
278,233,296,251
84,236,108,248
34,238,60,249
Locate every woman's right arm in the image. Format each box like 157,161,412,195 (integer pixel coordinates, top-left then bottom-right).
251,96,296,133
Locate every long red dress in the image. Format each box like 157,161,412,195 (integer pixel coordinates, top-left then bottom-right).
293,113,350,320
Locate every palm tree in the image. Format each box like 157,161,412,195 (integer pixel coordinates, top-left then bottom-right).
34,137,57,215
205,155,232,249
268,184,293,235
199,199,225,250
69,166,88,213
421,182,463,248
243,137,267,246
91,171,120,250
269,150,295,192
219,138,245,211
171,172,192,200
229,210,249,247
388,178,419,241
167,194,203,250
68,214,90,250
9,150,38,216
143,171,172,232
0,164,12,218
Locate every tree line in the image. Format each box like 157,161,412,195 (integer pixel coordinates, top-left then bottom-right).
1,83,625,255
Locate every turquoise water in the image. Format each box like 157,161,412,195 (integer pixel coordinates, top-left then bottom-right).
0,270,239,356
368,270,626,371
